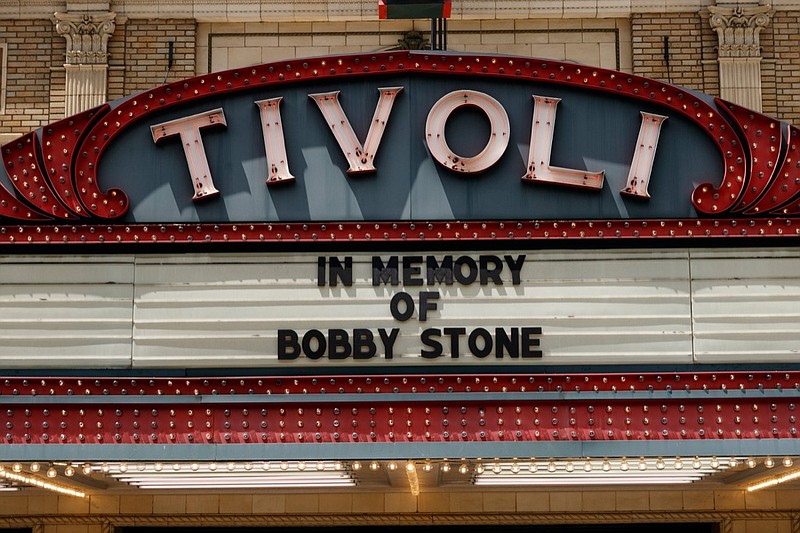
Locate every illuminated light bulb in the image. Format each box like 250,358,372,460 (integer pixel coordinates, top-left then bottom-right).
674,457,683,470
29,462,40,473
692,457,702,470
101,463,111,473
82,464,93,475
710,457,720,469
492,462,502,474
244,462,254,471
782,457,793,468
227,462,236,471
334,461,343,471
64,465,75,477
583,459,592,472
620,458,629,472
510,462,520,474
12,463,22,473
406,461,416,472
296,461,305,471
746,457,757,468
638,458,647,471
602,459,611,472
118,463,128,473
280,461,289,471
351,461,362,471
458,464,469,475
728,457,738,468
46,466,57,478
441,462,451,473
317,461,326,471
656,458,665,470
208,463,218,471
565,461,575,473
190,463,199,471
136,463,146,472
475,463,485,474
547,460,557,473
369,461,380,471
422,462,433,472
172,463,181,471
154,462,163,472
765,457,775,468
387,461,398,471
529,461,538,473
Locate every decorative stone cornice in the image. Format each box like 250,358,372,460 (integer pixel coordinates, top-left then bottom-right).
708,4,772,58
53,11,116,65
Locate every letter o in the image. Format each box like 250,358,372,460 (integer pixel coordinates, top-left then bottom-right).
425,90,510,173
389,292,415,321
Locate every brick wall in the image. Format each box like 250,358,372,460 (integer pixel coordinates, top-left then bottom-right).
0,20,63,134
631,12,718,96
109,19,196,99
762,11,800,125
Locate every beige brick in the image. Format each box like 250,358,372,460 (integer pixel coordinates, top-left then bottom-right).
745,489,776,510
550,491,579,512
279,35,313,47
419,492,450,512
58,495,90,514
152,495,186,514
219,494,252,514
531,44,566,60
566,43,601,66
285,494,319,513
186,494,220,514
649,491,683,511
515,492,549,512
252,494,286,513
28,495,59,515
119,494,153,514
89,494,119,514
385,492,417,513
318,493,353,513
615,490,649,511
581,490,613,511
352,492,384,513
449,491,483,512
55,526,88,533
0,495,28,515
682,490,714,511
775,489,800,510
482,491,516,512
227,47,263,68
714,490,745,510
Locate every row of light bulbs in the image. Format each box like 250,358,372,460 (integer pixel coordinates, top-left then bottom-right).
4,455,796,479
350,456,795,474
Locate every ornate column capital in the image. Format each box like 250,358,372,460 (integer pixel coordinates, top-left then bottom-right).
54,11,116,65
708,4,772,58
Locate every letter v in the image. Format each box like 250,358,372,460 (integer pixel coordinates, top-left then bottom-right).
309,87,403,173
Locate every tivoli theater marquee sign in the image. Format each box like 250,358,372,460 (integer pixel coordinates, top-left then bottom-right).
1,52,800,473
1,51,800,245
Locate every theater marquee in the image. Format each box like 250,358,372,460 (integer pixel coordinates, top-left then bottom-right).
1,51,800,245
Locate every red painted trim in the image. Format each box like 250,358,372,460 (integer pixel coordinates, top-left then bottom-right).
0,218,797,246
2,372,796,444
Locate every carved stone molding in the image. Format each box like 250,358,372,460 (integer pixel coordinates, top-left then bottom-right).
54,11,117,65
707,4,772,112
708,4,772,58
2,510,800,529
53,11,117,116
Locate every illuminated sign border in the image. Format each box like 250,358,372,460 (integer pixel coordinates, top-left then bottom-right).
2,51,800,246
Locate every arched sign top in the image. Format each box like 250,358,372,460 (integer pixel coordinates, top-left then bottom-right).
1,51,798,245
